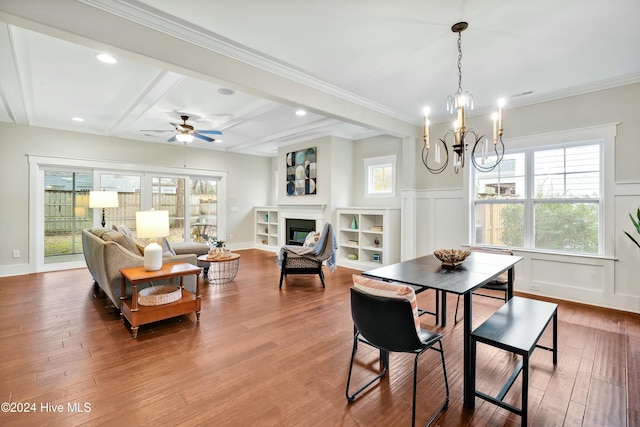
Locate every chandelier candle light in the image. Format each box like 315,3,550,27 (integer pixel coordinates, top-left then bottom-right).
422,21,506,174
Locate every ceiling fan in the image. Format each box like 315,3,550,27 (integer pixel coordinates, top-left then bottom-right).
142,115,222,143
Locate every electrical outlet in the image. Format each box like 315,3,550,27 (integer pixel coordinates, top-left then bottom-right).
229,234,235,240
12,250,20,259
530,283,540,291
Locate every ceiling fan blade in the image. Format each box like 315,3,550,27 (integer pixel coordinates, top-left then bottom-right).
197,130,223,135
140,129,175,133
168,135,177,142
194,133,214,142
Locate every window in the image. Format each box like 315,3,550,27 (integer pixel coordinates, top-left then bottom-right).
473,141,602,255
364,155,396,197
43,169,93,263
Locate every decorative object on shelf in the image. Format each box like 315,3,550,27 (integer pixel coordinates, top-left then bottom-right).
370,225,383,232
373,253,381,263
422,21,506,174
136,210,170,271
89,190,119,227
286,146,317,196
351,216,358,229
346,240,359,246
265,214,269,222
374,237,380,247
625,208,640,249
347,253,358,260
138,285,181,306
433,248,470,268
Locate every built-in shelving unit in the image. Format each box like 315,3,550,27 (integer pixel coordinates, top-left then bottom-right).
336,208,400,270
255,207,279,250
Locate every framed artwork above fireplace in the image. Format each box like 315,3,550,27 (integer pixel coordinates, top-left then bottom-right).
286,147,316,196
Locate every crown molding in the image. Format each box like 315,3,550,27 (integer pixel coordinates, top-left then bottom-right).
79,0,417,125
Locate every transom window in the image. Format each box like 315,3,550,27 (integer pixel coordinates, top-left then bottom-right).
473,141,602,255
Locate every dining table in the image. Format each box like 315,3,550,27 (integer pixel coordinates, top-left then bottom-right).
362,251,523,408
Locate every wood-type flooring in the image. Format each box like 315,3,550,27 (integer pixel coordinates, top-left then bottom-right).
0,249,638,426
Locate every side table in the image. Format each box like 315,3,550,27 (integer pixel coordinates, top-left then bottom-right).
197,253,241,285
119,262,201,338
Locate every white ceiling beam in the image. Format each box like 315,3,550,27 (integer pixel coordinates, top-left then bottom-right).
0,23,28,124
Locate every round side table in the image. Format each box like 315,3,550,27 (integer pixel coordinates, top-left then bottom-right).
197,253,241,285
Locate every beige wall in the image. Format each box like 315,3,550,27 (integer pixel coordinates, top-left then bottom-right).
408,82,640,312
0,121,271,273
416,83,640,189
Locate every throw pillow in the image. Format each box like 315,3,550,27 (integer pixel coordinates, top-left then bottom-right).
352,275,420,335
303,231,320,248
112,224,134,237
102,230,142,256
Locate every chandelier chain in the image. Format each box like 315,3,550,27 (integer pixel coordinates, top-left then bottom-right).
457,32,463,94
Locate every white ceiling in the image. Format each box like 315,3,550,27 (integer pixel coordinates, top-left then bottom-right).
1,0,639,157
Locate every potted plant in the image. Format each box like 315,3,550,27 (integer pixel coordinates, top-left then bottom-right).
624,208,640,249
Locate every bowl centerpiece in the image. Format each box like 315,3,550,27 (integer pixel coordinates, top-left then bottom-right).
433,249,470,268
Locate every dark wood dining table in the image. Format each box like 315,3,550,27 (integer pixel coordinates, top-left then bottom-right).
362,251,523,408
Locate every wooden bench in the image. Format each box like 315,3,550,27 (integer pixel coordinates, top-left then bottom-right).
470,296,558,425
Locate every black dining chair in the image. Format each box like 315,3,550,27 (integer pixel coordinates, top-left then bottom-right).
345,287,449,427
454,246,513,324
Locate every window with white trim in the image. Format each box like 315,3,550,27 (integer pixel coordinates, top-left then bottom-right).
472,140,602,255
364,155,396,197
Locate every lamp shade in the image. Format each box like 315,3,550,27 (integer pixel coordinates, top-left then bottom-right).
135,210,170,239
136,210,170,271
89,191,119,208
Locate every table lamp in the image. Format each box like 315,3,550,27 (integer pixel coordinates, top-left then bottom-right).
135,210,170,271
89,190,119,227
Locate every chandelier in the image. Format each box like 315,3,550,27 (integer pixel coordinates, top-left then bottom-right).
422,22,505,174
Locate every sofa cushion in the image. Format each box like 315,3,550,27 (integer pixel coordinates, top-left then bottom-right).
352,274,420,335
102,230,142,256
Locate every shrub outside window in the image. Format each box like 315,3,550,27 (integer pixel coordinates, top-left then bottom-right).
364,155,396,197
473,142,601,255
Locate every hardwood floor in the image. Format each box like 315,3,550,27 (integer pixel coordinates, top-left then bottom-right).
0,249,638,426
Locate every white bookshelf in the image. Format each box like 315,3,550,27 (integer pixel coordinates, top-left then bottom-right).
336,208,400,270
255,207,279,250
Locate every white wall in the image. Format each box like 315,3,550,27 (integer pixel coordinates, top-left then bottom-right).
0,121,271,275
406,82,640,313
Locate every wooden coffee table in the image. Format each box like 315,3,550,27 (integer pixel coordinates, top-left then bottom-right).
197,253,241,285
119,262,201,338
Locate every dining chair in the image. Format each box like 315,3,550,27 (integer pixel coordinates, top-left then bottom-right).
454,246,513,324
345,284,449,427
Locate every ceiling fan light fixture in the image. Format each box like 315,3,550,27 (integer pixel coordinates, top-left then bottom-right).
176,133,194,143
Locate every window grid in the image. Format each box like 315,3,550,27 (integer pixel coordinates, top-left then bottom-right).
473,141,602,255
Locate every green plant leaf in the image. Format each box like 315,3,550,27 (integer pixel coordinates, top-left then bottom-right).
632,209,640,232
625,231,640,249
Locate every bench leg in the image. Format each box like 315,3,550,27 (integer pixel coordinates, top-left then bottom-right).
553,310,558,364
522,353,529,426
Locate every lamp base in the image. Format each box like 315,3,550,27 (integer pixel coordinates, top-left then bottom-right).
143,242,163,271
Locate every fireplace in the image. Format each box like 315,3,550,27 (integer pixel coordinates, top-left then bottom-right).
285,218,316,246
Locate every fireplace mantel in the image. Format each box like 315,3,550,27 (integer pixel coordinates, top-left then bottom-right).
277,205,326,247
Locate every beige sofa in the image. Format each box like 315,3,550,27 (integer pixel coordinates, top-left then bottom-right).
82,227,209,309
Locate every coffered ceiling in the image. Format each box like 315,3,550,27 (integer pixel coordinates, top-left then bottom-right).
0,0,639,156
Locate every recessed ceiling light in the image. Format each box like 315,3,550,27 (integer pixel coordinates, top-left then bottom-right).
72,117,84,122
96,53,117,64
215,139,223,143
295,109,307,116
217,88,235,95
